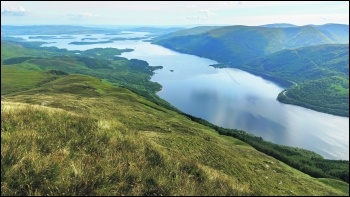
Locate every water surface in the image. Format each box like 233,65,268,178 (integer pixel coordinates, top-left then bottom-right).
15,33,349,160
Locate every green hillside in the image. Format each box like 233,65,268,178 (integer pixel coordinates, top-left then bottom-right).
314,24,349,44
244,44,349,116
1,40,348,195
153,24,349,65
156,26,221,40
1,39,169,109
244,44,348,81
2,73,348,195
277,76,349,116
153,25,349,116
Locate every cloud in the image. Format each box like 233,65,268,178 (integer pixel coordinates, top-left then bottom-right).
1,6,27,16
181,4,197,9
178,10,216,21
62,13,98,19
223,1,243,5
198,10,216,19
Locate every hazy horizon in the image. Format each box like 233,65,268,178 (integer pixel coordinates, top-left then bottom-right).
1,1,349,26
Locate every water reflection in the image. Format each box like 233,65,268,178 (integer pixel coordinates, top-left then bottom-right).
14,33,349,160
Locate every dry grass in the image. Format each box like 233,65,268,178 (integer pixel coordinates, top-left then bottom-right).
1,75,348,196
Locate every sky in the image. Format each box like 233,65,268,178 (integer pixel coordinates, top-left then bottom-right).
1,1,349,27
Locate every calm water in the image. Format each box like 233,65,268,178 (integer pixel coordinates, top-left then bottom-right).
15,33,349,160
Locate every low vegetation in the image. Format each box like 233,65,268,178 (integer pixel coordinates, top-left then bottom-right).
185,114,349,183
1,39,348,195
2,75,348,195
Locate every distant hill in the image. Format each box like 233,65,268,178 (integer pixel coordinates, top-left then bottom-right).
313,24,349,44
127,27,186,35
261,23,297,28
0,25,184,36
244,44,349,82
243,44,349,116
155,26,222,40
1,25,107,35
153,24,349,65
153,24,349,116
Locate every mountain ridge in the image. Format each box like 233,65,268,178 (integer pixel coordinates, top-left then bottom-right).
153,24,349,65
153,24,349,116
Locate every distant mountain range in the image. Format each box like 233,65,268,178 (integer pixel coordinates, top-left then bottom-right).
0,25,184,36
153,24,349,65
153,24,349,116
244,44,349,82
245,44,349,116
261,23,297,28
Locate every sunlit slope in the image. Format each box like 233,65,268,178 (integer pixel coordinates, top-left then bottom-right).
1,74,348,196
153,24,349,65
278,76,349,116
1,40,166,109
245,44,349,117
153,26,349,116
245,44,348,82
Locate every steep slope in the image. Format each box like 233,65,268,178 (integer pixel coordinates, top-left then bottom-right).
244,44,349,82
1,74,348,196
278,76,349,116
153,24,349,65
314,24,349,44
155,26,221,40
1,40,348,195
244,44,349,116
153,25,349,116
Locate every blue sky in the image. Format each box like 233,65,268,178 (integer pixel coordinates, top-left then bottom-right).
1,1,349,26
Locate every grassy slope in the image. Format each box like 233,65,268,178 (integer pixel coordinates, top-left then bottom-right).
1,66,59,94
1,40,348,195
1,40,168,109
1,42,59,59
1,74,348,196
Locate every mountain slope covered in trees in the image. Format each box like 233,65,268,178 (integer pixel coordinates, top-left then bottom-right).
153,24,349,116
244,44,349,116
153,24,349,65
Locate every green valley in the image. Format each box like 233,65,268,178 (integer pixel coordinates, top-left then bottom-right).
1,38,349,195
2,2,349,196
153,25,349,116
